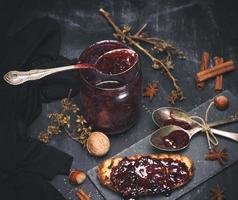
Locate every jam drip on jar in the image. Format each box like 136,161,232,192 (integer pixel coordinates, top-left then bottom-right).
110,156,190,199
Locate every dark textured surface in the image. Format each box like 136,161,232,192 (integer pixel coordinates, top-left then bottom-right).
88,90,238,200
22,0,238,199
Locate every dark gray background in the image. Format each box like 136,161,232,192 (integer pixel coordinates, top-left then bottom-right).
16,0,237,199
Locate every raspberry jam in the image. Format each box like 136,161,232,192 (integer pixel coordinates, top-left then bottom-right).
110,156,190,199
163,119,192,130
163,111,192,130
162,130,190,149
96,49,138,75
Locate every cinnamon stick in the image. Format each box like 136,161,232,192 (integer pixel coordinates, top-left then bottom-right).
214,57,224,92
197,52,209,89
195,60,235,82
76,188,91,200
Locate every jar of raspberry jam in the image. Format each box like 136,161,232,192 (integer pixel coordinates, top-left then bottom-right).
78,40,142,134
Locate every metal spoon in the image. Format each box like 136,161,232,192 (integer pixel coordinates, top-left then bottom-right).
3,49,138,85
152,107,238,130
150,125,238,151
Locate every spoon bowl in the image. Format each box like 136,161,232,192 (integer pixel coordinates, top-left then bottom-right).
152,107,196,129
150,125,191,151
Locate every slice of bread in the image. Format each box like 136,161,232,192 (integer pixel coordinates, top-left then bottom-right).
98,154,193,196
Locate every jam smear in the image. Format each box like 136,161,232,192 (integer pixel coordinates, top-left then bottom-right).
162,130,190,149
110,156,190,199
163,111,192,130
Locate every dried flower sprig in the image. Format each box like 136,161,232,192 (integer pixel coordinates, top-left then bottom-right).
205,148,228,165
99,8,186,104
210,185,224,200
38,90,92,146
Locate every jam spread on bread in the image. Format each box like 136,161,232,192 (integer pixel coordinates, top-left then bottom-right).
110,156,190,199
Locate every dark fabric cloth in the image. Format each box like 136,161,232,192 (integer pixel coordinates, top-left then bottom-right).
0,2,80,200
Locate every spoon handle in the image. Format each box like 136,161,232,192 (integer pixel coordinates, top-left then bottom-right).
211,128,238,142
3,63,94,85
190,125,238,142
3,65,76,85
208,114,238,127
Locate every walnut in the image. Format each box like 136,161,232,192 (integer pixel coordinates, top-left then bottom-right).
86,132,110,157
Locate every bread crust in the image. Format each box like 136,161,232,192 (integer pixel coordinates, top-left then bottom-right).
97,154,193,192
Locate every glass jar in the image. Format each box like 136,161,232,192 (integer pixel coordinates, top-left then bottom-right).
78,40,142,134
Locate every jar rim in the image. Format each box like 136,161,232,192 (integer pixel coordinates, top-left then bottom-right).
79,40,141,91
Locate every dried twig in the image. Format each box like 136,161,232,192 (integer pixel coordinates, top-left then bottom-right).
99,8,186,104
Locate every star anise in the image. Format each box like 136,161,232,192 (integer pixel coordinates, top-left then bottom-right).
143,81,159,100
205,148,228,165
210,185,224,200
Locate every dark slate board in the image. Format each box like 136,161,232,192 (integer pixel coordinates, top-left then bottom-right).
87,90,238,200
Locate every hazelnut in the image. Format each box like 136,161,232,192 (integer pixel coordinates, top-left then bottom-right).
214,95,229,110
86,132,110,157
69,170,86,185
